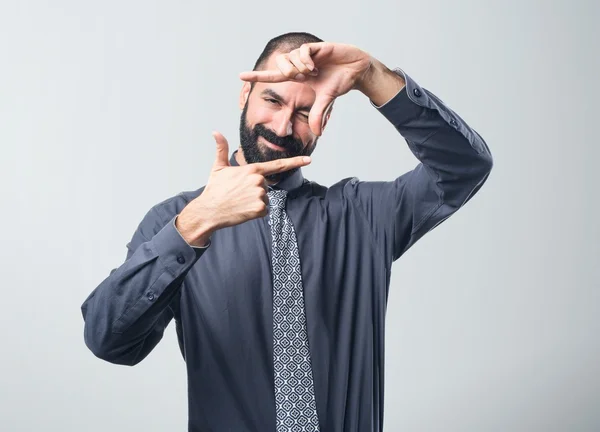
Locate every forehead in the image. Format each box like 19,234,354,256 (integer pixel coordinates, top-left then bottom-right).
263,50,284,69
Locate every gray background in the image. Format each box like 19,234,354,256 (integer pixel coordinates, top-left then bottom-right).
1,0,598,430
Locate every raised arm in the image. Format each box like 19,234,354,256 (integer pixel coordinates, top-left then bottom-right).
238,42,493,269
345,64,493,267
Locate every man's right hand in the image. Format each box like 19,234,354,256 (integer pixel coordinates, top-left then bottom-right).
175,131,312,247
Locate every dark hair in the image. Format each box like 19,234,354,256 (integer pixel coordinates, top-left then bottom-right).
252,32,323,71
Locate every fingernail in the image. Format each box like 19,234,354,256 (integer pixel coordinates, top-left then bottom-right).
303,156,311,163
295,73,306,81
307,64,314,71
309,68,319,76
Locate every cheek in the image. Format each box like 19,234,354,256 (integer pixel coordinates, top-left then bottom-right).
248,104,276,123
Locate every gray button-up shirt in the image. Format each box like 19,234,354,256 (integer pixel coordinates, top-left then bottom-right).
81,68,493,432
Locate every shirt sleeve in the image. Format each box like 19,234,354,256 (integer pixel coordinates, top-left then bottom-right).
80,206,210,366
343,68,494,269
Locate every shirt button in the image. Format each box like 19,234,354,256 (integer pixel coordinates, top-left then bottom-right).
413,88,422,97
177,256,186,264
146,291,155,301
450,118,458,126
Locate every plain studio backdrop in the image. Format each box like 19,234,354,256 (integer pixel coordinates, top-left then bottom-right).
1,0,598,430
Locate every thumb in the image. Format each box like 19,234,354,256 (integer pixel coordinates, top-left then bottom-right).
309,94,335,137
212,131,231,169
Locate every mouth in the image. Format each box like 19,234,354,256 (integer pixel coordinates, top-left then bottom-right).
259,136,286,151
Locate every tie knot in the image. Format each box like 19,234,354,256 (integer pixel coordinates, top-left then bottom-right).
267,188,288,209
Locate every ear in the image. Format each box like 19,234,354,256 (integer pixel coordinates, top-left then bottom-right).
239,82,251,110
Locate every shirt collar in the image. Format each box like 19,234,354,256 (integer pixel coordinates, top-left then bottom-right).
229,149,306,192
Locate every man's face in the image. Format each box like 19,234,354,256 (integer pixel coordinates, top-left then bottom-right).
238,54,328,183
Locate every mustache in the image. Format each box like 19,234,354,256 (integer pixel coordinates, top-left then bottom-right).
253,123,303,153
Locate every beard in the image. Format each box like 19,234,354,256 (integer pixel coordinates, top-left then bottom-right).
239,101,317,184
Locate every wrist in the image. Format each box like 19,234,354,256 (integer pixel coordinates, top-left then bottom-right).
176,209,216,247
355,56,378,93
356,59,406,106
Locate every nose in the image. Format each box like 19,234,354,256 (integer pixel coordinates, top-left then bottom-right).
272,110,293,137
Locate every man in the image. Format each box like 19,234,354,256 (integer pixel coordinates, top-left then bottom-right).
81,32,493,431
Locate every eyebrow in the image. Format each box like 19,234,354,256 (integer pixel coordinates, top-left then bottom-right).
260,88,312,114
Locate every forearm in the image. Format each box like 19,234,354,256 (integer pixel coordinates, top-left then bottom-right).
81,209,209,365
375,68,493,200
355,68,494,262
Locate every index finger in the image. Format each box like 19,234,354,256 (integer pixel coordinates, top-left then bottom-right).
251,156,312,176
239,69,288,83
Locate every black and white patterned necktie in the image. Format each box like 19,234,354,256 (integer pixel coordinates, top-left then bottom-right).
267,187,320,432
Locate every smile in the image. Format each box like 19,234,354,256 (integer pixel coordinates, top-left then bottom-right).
260,136,285,151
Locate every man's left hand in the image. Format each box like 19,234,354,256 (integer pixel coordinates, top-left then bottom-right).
239,42,373,136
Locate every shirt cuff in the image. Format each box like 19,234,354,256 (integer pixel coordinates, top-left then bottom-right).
149,215,210,276
370,67,408,109
371,67,430,127
173,215,212,249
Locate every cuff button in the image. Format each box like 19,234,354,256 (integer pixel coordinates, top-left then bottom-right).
146,291,155,301
177,256,186,264
413,88,422,97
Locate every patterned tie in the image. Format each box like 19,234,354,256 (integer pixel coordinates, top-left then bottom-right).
267,187,320,432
